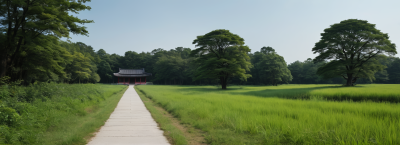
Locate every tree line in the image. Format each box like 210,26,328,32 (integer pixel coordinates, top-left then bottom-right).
2,29,400,86
56,38,400,86
288,57,400,84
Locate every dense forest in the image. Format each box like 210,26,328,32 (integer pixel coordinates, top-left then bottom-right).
101,44,400,85
8,40,398,86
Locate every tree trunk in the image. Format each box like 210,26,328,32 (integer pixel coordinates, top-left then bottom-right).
0,54,7,78
352,77,358,85
346,73,353,86
220,77,227,90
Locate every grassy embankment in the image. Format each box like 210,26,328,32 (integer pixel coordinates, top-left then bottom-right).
0,83,127,145
136,84,400,145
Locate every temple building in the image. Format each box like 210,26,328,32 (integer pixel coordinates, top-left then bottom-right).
113,68,152,85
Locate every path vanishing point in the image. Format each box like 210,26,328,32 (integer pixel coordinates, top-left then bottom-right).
87,85,170,145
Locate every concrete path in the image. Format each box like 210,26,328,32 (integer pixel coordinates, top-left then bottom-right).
87,85,170,145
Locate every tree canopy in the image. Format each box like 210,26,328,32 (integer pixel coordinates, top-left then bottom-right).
190,29,252,89
312,19,397,86
0,0,93,81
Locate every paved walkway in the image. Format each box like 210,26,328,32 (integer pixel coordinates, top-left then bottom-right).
87,85,170,145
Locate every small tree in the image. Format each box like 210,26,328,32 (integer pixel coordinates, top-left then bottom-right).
190,29,252,89
312,19,397,86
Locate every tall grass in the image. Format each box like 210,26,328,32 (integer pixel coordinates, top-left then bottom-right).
137,85,400,145
0,83,126,144
309,84,400,102
197,84,400,103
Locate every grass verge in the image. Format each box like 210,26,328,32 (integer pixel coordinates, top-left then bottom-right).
135,86,207,145
42,85,128,145
0,83,127,144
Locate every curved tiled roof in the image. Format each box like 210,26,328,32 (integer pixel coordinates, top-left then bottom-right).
114,68,152,77
113,73,152,77
119,69,144,74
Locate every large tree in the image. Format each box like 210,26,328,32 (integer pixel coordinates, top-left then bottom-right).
0,0,93,79
190,29,252,89
312,19,397,86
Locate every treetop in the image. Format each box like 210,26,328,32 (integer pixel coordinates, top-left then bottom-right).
313,19,397,63
191,29,246,57
192,29,245,47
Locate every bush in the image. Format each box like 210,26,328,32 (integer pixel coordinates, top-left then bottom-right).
0,107,20,127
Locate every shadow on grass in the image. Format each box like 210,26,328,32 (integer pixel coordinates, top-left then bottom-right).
175,85,340,99
231,86,339,99
175,85,400,103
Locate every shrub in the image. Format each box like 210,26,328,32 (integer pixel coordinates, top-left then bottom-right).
0,107,20,127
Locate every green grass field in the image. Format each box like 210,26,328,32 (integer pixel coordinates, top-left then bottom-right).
136,84,400,145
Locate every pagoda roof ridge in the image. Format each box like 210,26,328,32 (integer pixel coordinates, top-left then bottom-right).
116,68,151,75
119,68,143,70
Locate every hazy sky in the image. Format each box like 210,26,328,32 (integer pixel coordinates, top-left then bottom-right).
67,0,400,64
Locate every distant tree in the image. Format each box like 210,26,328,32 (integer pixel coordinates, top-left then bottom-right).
88,63,100,83
288,58,325,84
97,49,110,62
191,29,252,89
287,61,304,84
154,55,181,84
97,61,113,83
96,49,112,83
253,47,292,86
312,19,397,86
260,46,275,54
74,42,101,64
387,57,400,83
371,56,390,83
301,59,321,83
122,51,140,69
174,47,192,59
109,54,123,72
152,47,192,85
66,53,93,83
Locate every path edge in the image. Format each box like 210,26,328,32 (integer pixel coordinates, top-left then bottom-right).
84,85,129,143
135,86,208,145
